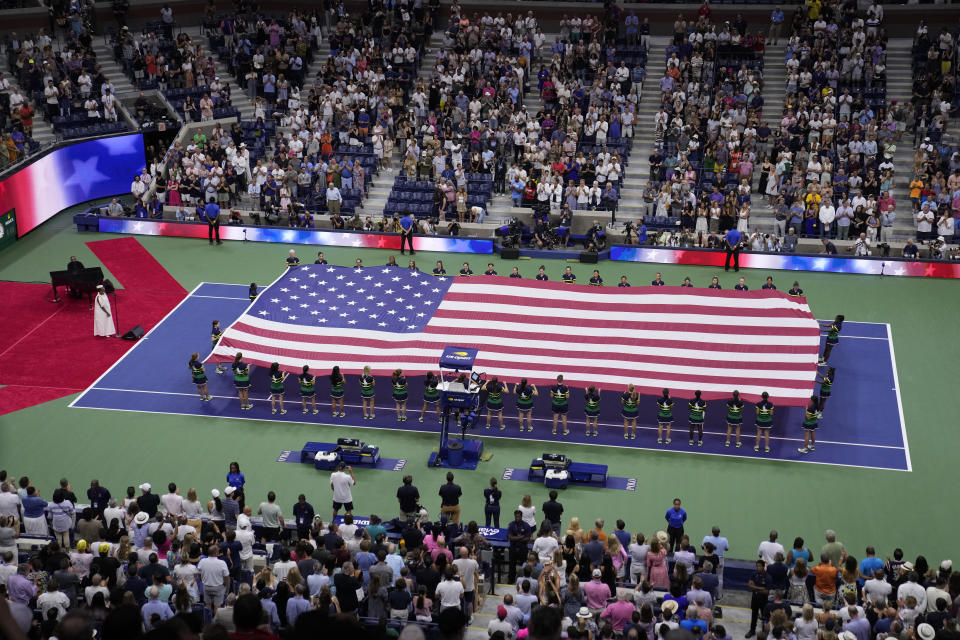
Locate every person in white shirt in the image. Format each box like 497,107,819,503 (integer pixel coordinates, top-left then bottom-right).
131,176,146,202
898,571,927,612
863,570,892,606
916,204,935,238
197,544,230,610
758,531,785,565
235,515,255,570
36,578,71,621
452,547,479,619
329,463,356,520
273,548,296,581
436,566,465,612
818,202,836,238
532,523,559,564
161,483,183,515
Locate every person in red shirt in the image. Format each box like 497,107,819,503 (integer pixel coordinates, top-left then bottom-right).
18,104,34,137
229,593,279,639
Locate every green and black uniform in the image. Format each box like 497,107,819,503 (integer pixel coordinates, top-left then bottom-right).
689,399,707,425
802,402,819,430
656,397,675,424
486,382,504,410
550,384,570,414
621,392,639,419
516,385,535,412
825,323,840,345
232,362,250,389
726,398,744,425
819,374,832,398
584,390,601,417
360,374,375,398
423,376,439,404
392,376,408,402
299,373,316,398
329,374,344,398
755,400,774,429
270,372,285,396
190,361,207,384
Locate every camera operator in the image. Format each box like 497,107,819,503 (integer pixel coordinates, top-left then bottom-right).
586,220,605,251
557,209,573,247
854,232,872,256
533,220,550,249
622,220,636,245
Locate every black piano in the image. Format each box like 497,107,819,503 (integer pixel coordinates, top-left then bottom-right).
50,267,104,307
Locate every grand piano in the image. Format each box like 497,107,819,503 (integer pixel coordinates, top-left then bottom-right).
49,267,104,307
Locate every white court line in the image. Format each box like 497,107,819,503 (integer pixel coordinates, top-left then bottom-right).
68,282,201,409
822,335,889,341
79,387,907,451
887,323,912,472
190,295,252,300
68,402,909,473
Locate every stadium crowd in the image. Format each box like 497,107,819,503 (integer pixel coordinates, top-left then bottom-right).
1,468,958,640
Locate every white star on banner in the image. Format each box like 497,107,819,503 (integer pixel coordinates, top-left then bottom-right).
280,306,290,311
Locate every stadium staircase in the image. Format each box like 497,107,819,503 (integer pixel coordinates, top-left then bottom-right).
0,49,55,149
884,37,921,241
180,26,257,123
359,31,446,221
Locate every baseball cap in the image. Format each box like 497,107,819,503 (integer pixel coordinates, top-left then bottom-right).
211,489,220,498
139,482,151,491
592,569,602,578
497,605,507,619
76,540,87,552
225,486,236,495
941,559,952,571
99,543,110,554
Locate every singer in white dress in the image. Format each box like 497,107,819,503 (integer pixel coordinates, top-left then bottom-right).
93,285,114,337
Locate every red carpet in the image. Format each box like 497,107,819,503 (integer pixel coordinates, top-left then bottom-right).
0,238,185,415
86,237,186,293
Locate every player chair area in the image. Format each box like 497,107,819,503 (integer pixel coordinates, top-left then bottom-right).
70,279,911,473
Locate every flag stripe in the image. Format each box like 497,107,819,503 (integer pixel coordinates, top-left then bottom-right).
226,317,821,358
442,291,816,321
431,307,820,335
208,266,822,407
209,345,817,399
224,322,815,369
216,332,817,380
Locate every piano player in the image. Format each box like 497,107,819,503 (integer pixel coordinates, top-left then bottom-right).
67,256,85,297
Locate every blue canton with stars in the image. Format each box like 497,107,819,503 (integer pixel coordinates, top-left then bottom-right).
248,265,454,332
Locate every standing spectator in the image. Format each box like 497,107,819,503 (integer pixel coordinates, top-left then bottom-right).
541,491,564,537
397,475,420,521
257,492,283,543
758,531,785,565
745,560,772,638
330,464,356,521
438,472,461,524
665,498,687,553
198,544,230,612
507,510,533,583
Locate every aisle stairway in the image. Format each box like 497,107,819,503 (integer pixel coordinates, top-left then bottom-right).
883,37,920,241
0,50,55,149
180,26,256,123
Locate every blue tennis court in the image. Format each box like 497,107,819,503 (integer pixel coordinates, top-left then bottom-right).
70,283,911,472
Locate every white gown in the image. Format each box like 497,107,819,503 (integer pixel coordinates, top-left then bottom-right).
93,292,114,337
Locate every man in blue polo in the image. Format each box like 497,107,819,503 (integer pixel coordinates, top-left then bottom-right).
204,201,222,245
724,226,741,272
399,211,415,255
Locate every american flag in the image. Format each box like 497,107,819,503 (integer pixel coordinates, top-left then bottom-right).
207,265,821,406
